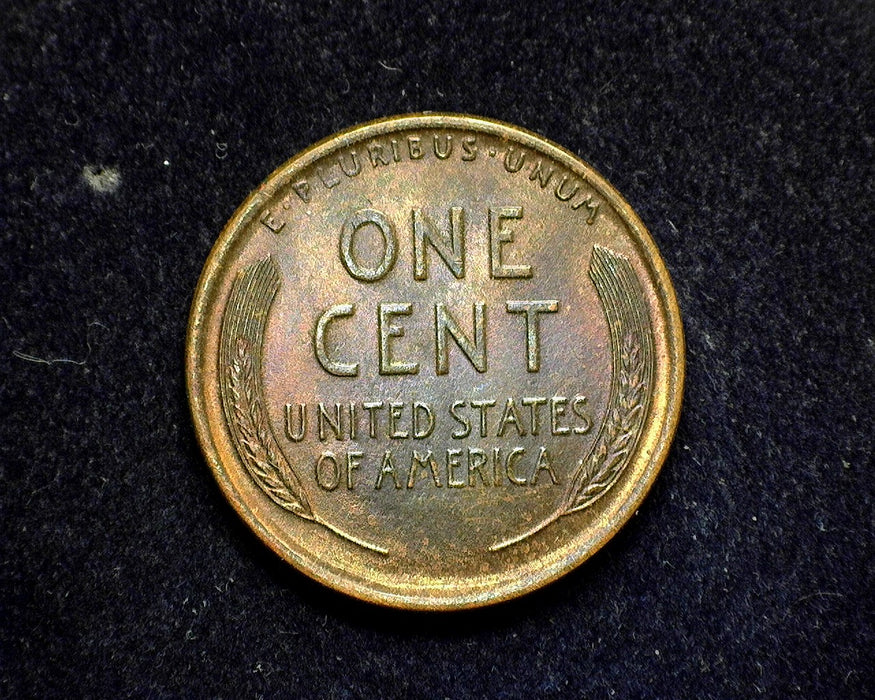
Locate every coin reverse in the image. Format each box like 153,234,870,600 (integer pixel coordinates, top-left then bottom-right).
186,114,684,609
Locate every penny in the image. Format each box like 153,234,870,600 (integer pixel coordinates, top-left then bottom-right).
186,114,684,609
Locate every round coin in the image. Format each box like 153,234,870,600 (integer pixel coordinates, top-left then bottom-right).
187,114,684,609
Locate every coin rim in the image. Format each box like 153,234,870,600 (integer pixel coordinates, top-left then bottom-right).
186,113,685,610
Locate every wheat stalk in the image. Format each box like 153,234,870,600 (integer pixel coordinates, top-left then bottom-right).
219,258,387,555
490,329,647,551
228,337,314,520
489,246,652,551
564,331,646,513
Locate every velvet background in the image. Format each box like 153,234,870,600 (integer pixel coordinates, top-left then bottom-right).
2,1,872,696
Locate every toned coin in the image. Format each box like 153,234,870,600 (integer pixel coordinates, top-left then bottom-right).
186,114,684,609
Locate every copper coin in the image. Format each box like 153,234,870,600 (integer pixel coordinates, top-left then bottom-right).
187,114,684,609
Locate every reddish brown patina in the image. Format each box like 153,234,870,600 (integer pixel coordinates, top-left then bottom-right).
187,114,684,609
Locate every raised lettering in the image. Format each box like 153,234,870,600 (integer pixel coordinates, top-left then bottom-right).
408,450,442,488
449,400,471,438
317,403,343,441
447,448,465,487
467,448,490,486
388,401,408,438
260,209,286,234
496,397,526,437
340,209,397,282
314,304,359,376
363,401,384,438
572,396,593,434
433,133,453,159
503,146,526,173
317,165,340,188
530,447,559,485
488,207,532,279
550,396,571,435
291,181,310,203
378,303,419,375
412,401,435,438
346,451,362,489
434,303,486,374
505,448,527,485
572,195,600,224
470,399,495,437
461,136,477,161
285,403,307,442
529,160,555,189
407,136,423,159
521,396,547,435
412,208,465,280
348,402,357,439
315,452,340,491
554,174,580,201
367,142,391,167
506,300,559,372
374,451,402,489
338,151,361,177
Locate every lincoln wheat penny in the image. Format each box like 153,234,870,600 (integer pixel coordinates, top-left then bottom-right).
186,114,684,609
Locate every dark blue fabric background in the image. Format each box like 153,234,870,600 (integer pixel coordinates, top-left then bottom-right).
1,1,872,696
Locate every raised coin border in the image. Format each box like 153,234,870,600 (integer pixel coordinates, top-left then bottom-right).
186,113,685,609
